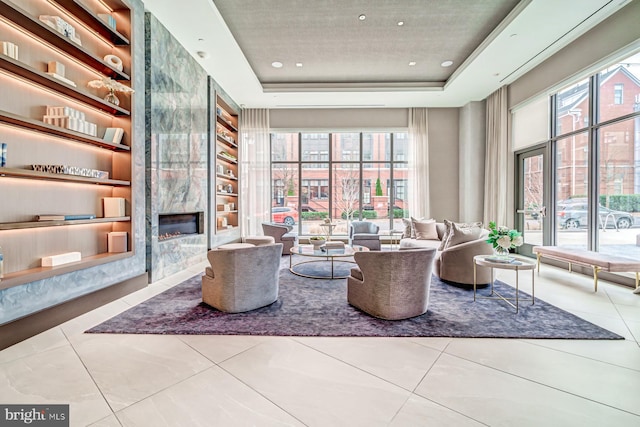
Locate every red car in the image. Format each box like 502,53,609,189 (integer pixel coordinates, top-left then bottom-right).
271,207,299,225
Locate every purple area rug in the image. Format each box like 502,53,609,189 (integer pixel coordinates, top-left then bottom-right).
87,263,622,339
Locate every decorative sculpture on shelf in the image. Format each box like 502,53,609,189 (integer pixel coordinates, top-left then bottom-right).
87,77,134,106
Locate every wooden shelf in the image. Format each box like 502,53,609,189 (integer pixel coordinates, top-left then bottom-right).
216,114,238,132
216,133,237,148
216,192,238,197
0,167,130,186
216,173,237,181
0,55,130,116
217,154,237,165
0,251,134,290
216,210,238,215
0,0,130,80
0,110,130,151
52,0,130,46
0,216,130,231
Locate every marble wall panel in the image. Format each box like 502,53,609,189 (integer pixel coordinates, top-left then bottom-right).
145,13,209,282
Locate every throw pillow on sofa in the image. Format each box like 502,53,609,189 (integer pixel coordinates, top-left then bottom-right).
439,219,483,250
443,222,483,249
414,219,438,240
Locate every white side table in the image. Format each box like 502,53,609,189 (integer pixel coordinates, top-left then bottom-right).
473,255,536,313
385,230,404,250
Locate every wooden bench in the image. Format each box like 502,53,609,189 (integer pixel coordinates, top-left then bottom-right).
533,246,640,292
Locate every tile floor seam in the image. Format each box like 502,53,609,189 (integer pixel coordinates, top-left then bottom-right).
439,352,640,417
0,327,69,365
516,338,640,372
291,337,419,393
107,364,221,416
402,350,491,426
607,293,640,343
176,335,267,365
214,363,310,427
62,329,119,422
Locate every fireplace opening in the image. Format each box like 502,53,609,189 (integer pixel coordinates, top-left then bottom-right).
158,212,204,241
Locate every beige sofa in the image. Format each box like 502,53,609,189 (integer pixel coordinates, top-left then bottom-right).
400,222,493,285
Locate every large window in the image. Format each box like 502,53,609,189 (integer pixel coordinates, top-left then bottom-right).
271,132,409,236
551,52,640,256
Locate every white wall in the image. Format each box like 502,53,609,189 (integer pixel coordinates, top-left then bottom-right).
459,102,486,222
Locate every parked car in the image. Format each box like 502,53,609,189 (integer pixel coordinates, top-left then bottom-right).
300,205,316,212
557,203,634,229
271,207,299,225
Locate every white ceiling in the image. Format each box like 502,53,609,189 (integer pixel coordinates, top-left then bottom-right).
142,0,631,109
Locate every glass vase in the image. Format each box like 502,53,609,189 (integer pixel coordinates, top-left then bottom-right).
104,89,120,106
493,246,511,259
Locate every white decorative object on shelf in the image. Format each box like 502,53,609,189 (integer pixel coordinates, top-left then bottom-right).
108,232,127,253
103,197,125,217
88,77,134,106
38,15,82,45
103,127,124,144
1,41,18,60
41,251,81,267
104,54,123,71
31,164,108,179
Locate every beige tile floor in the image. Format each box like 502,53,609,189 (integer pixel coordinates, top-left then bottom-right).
1,258,640,426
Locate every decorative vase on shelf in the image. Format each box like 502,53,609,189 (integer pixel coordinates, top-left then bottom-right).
104,89,120,106
493,246,511,259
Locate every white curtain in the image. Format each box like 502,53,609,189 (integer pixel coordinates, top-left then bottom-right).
408,107,430,218
240,109,271,236
483,86,509,227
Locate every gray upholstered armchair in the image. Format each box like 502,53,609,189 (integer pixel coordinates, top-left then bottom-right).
202,243,283,313
347,248,436,320
262,222,297,254
349,220,381,250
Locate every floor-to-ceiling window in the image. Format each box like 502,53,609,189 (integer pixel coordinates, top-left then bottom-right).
270,131,409,237
517,52,640,260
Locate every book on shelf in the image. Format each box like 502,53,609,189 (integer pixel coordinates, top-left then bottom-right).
36,214,96,221
103,127,124,144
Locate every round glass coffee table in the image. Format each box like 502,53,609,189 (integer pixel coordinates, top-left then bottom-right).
289,245,369,279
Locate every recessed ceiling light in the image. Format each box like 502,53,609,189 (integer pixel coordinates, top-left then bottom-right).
358,14,366,21
397,21,404,26
510,33,518,38
441,60,453,67
271,61,283,68
196,51,209,59
296,62,303,67
408,61,416,66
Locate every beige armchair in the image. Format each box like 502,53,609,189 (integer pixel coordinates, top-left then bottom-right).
436,231,493,285
347,248,436,320
349,220,381,250
202,243,283,313
262,222,297,254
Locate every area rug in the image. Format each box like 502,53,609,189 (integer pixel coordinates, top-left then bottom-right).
88,260,623,339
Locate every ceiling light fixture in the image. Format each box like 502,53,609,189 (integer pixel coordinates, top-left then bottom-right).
397,21,404,26
408,61,416,66
358,14,366,21
441,60,453,67
296,62,303,67
271,61,283,68
196,51,209,59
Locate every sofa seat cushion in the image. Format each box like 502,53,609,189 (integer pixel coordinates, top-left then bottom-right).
353,233,380,240
399,238,441,251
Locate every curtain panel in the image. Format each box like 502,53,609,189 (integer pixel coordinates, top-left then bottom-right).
408,107,430,219
240,108,271,236
483,86,509,227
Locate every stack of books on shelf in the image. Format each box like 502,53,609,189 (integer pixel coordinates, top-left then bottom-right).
218,151,237,161
103,127,124,144
1,41,18,60
36,214,96,221
97,13,117,31
43,106,97,136
39,15,82,45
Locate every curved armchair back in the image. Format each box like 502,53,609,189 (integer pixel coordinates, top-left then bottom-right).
349,220,381,250
262,222,297,254
347,248,436,320
202,243,283,313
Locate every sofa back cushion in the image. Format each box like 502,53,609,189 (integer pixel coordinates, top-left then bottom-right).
439,219,483,250
443,222,483,249
414,219,438,240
